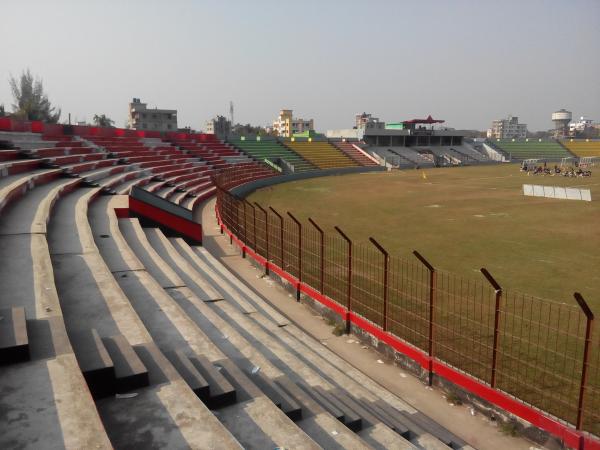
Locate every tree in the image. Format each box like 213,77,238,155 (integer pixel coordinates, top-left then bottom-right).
9,69,61,123
93,114,115,127
0,104,5,117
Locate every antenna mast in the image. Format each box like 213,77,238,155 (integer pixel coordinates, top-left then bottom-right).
229,101,234,125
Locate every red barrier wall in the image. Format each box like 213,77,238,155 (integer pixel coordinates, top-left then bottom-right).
129,197,202,244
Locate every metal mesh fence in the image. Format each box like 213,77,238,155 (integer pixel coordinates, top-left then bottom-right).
213,167,600,437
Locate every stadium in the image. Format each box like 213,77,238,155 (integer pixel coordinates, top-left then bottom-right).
1,2,600,450
0,114,599,449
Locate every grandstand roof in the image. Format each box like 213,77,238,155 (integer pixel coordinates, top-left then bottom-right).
402,115,445,124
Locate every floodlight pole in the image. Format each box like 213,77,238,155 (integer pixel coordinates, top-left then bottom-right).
335,226,352,335
574,292,594,431
254,202,269,274
287,212,302,301
370,237,389,332
480,267,503,388
308,218,324,293
414,250,436,386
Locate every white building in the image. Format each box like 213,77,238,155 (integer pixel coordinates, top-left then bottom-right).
487,115,527,139
569,116,594,133
128,98,177,131
272,109,314,137
355,112,384,130
205,115,231,137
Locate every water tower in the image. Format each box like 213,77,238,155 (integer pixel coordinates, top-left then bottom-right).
552,109,572,137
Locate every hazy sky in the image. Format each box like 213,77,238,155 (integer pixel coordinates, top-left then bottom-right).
1,0,599,131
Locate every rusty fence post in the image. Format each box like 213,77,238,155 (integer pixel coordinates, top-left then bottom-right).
574,292,594,431
233,197,239,245
269,207,284,270
480,267,503,388
219,188,224,235
255,202,269,274
370,237,389,332
308,218,324,294
335,226,352,335
414,250,436,386
241,201,248,258
287,212,302,301
245,200,256,252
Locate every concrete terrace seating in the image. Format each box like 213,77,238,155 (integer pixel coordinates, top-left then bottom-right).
369,147,435,167
0,153,243,447
169,135,240,169
491,139,573,160
1,125,470,449
560,139,600,158
285,140,359,169
228,138,315,172
113,214,467,449
415,147,468,165
331,140,379,166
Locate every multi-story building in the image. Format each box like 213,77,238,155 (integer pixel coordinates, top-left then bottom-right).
128,98,177,131
272,109,314,137
569,116,594,134
205,115,231,138
487,115,527,139
355,112,384,130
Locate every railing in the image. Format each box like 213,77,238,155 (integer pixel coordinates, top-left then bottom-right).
263,158,283,173
213,166,600,446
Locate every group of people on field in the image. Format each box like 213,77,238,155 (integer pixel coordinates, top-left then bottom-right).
521,162,592,177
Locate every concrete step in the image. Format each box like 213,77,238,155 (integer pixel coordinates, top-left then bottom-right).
70,328,115,398
102,334,150,393
97,341,243,449
0,306,29,364
166,348,210,400
0,168,62,215
250,370,303,422
189,354,237,409
329,388,417,449
144,229,222,301
399,410,467,449
0,177,81,235
301,382,345,423
191,244,290,326
165,236,414,445
312,384,363,432
119,218,185,289
361,399,439,445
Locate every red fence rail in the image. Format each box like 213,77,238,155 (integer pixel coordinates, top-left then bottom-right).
212,166,600,448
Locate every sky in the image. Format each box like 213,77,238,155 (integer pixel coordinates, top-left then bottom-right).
1,0,599,132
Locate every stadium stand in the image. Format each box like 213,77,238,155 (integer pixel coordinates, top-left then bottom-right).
0,124,474,449
228,138,315,172
285,140,359,169
330,140,379,166
489,139,573,160
560,139,600,157
369,147,435,167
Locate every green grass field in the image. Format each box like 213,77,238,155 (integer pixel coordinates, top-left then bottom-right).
248,164,599,307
